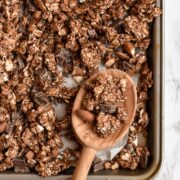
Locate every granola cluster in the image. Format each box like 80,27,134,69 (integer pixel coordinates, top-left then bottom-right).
0,0,161,177
104,145,150,170
80,74,128,137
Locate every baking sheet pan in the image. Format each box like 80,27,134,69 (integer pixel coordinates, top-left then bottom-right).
0,0,164,179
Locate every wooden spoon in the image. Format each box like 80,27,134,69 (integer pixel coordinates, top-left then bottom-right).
71,69,137,180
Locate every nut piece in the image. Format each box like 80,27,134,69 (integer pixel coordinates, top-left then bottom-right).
72,66,84,76
104,162,111,169
0,121,7,133
26,151,35,161
123,42,135,56
105,57,116,67
33,11,42,20
104,52,116,68
5,59,13,71
111,162,119,170
73,76,84,83
76,109,95,122
72,66,84,83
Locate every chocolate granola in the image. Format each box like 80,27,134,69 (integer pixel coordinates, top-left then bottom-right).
0,0,161,177
80,74,128,137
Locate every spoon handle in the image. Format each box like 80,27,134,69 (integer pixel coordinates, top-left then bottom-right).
72,146,96,180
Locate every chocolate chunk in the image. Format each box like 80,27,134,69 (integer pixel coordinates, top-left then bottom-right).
31,91,49,105
36,68,49,80
5,121,14,135
93,161,105,172
18,58,25,70
11,112,20,123
99,104,117,114
88,29,97,38
126,144,134,153
5,112,19,135
139,153,148,169
58,48,72,61
26,0,37,12
14,158,30,173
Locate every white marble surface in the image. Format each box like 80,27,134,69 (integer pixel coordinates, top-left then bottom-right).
155,1,180,180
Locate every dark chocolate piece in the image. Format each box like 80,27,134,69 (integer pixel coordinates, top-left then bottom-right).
14,158,30,173
99,104,117,114
139,153,148,169
93,161,105,172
